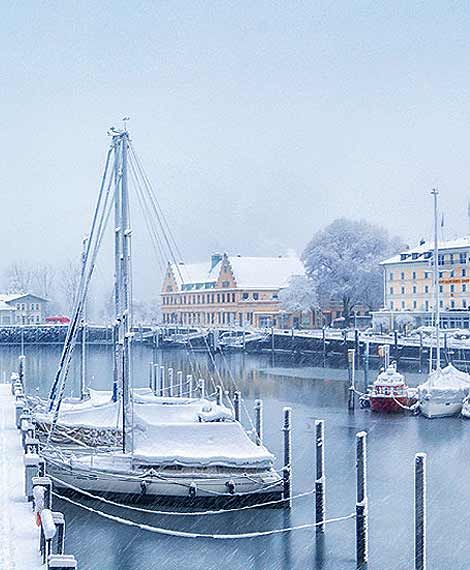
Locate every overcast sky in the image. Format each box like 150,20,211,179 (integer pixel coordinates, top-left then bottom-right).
2,1,470,298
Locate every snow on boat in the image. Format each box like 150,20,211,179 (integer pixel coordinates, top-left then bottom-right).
368,362,415,413
418,364,470,418
45,413,281,500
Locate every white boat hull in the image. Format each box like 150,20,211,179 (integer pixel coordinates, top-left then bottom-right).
419,399,463,418
47,459,283,501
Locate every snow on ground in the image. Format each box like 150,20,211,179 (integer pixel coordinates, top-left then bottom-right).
0,384,41,569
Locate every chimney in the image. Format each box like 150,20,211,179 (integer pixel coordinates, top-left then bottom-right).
210,253,223,270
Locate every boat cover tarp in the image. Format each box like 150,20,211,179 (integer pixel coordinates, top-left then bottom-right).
418,364,470,402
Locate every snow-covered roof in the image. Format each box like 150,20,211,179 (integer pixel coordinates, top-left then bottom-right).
382,236,470,265
228,256,304,289
0,301,15,312
0,293,49,303
171,254,304,290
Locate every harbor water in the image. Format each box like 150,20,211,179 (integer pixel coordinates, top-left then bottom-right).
3,343,470,569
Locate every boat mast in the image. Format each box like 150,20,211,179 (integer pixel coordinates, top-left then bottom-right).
112,136,122,403
80,235,88,400
120,129,133,454
432,188,441,370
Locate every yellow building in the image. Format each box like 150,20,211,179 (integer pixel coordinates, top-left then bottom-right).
160,253,305,328
375,237,470,329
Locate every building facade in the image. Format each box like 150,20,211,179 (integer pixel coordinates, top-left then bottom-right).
0,293,48,325
373,237,470,330
161,253,306,328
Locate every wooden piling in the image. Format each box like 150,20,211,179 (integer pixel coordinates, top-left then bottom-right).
355,431,368,566
348,349,356,411
216,385,223,406
322,326,326,366
187,374,193,398
159,365,165,397
177,371,183,397
254,399,263,445
148,362,153,390
415,453,427,570
282,407,292,507
234,390,241,422
363,341,370,393
315,420,325,533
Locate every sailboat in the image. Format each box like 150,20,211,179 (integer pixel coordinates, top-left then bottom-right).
418,190,470,418
41,127,283,501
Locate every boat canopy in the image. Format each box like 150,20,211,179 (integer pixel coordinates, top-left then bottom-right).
418,364,470,401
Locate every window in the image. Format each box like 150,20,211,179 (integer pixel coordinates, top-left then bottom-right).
424,286,429,293
449,254,454,265
389,272,394,281
389,287,394,295
450,270,455,278
253,292,259,300
401,286,405,294
450,285,455,293
460,252,467,264
400,272,405,280
424,272,429,279
222,281,230,288
425,300,429,311
232,293,235,302
217,294,220,303
438,254,445,266
401,301,405,309
390,301,394,309
221,293,225,303
412,271,417,280
412,286,417,294
439,285,443,293
242,292,248,300
413,300,417,309
464,299,468,309
463,268,467,277
439,300,443,308
451,300,455,308
463,284,467,293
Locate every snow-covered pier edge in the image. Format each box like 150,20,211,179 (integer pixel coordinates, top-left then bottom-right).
3,376,78,569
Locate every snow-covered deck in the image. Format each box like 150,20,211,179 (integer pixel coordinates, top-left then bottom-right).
0,383,41,569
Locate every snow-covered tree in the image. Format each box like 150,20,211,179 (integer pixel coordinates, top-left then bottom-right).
279,275,319,326
4,262,34,293
302,218,402,324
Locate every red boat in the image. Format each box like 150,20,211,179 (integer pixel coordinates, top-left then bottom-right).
369,363,415,413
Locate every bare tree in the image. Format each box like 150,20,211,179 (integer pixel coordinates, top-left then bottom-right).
3,262,34,293
59,260,82,315
33,264,56,299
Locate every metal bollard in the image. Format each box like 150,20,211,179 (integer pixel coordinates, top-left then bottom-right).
254,399,263,446
356,431,368,566
315,420,326,533
234,391,241,422
415,453,427,570
282,407,292,507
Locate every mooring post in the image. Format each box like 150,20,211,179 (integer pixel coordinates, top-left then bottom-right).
24,452,40,501
282,407,292,507
254,399,263,445
315,420,326,533
52,511,65,555
415,452,427,570
419,331,424,373
177,371,183,397
199,378,205,399
394,330,399,358
18,354,25,389
348,349,356,411
168,368,174,397
148,362,153,390
234,390,241,422
271,326,275,353
187,374,193,398
322,326,326,367
356,431,368,567
216,385,223,406
159,365,165,397
363,341,370,393
152,364,158,394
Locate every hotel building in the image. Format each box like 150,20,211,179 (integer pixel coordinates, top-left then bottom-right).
374,236,470,329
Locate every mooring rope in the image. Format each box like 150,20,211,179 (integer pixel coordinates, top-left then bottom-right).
52,491,355,539
48,474,312,516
